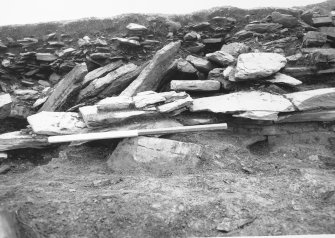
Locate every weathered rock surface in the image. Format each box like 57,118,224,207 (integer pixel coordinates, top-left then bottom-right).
107,136,205,174
191,91,295,113
170,80,220,91
206,51,235,67
234,53,287,81
220,42,250,57
121,41,181,97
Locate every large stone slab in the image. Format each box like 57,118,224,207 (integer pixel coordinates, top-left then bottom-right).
27,112,87,135
39,63,88,112
120,41,181,97
234,53,287,81
220,42,250,57
107,136,205,174
285,88,335,111
82,60,124,86
0,94,12,119
170,80,220,91
78,63,138,101
191,91,295,113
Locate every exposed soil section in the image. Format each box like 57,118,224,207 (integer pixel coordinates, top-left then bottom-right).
1,130,334,237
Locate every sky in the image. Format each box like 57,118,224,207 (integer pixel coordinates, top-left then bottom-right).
0,0,326,26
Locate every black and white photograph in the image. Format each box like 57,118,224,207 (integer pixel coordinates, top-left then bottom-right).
0,0,335,237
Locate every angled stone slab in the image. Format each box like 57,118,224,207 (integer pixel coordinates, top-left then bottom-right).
107,136,205,174
78,63,138,101
82,60,124,86
266,73,302,86
191,91,295,113
39,63,88,112
121,41,181,97
0,94,12,119
100,61,149,98
27,111,87,135
285,88,335,111
234,53,287,81
170,80,220,91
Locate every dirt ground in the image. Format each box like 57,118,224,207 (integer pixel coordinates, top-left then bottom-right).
0,129,335,238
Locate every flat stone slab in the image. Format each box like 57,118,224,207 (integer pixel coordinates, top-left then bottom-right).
170,80,220,91
36,53,57,61
244,23,282,33
107,136,205,174
234,53,287,81
191,91,295,113
27,112,87,135
126,23,147,31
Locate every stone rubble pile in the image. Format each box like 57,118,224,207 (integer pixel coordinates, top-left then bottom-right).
0,8,335,156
